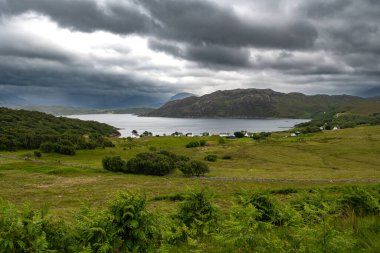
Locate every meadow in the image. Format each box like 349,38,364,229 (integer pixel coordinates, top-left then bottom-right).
0,125,379,252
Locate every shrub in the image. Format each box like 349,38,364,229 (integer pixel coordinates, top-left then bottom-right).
199,140,206,146
186,141,200,148
55,145,76,156
40,141,55,153
340,187,380,216
234,131,245,138
176,189,218,236
179,160,210,177
204,154,217,162
218,137,226,144
126,152,174,176
222,155,232,160
0,201,50,252
102,156,127,172
252,132,272,140
240,191,301,226
108,192,160,252
33,150,42,158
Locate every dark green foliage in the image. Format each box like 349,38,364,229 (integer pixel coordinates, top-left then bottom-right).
204,154,217,162
0,202,49,252
33,150,42,158
0,107,118,153
340,187,380,216
55,144,76,156
296,111,380,133
108,192,160,252
178,160,210,177
186,140,206,148
40,141,55,153
152,193,185,202
186,141,200,148
252,132,272,140
240,191,301,226
234,131,245,138
103,151,200,176
270,188,298,195
222,155,232,160
218,137,226,144
73,192,160,252
1,186,380,252
176,189,218,236
102,156,127,172
127,152,174,176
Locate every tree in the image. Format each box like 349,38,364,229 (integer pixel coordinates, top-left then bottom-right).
102,156,127,172
234,131,245,138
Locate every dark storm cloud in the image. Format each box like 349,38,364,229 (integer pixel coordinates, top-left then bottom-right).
0,61,172,107
1,0,155,34
1,0,318,50
142,0,317,50
148,39,250,67
0,0,379,100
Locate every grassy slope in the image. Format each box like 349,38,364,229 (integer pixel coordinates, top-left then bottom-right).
0,125,379,218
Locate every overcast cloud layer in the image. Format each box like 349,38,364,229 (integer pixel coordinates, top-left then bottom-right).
0,0,379,107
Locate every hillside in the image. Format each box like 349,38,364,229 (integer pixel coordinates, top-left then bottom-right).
0,107,119,152
145,88,380,118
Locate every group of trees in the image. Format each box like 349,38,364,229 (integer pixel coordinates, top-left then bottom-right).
0,108,117,154
103,150,209,177
296,111,380,134
1,186,379,252
251,132,272,140
186,140,206,148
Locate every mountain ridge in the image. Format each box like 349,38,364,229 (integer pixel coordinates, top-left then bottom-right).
144,88,380,118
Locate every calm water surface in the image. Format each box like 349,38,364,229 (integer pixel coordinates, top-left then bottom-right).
68,114,310,138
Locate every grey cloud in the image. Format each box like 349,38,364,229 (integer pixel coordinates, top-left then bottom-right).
148,39,250,67
2,0,155,34
142,0,317,50
1,0,318,51
184,45,250,67
0,60,173,108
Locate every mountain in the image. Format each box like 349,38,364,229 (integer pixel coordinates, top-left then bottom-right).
168,92,196,102
145,88,380,118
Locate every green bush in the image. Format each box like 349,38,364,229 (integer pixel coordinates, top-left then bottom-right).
0,202,48,252
33,150,42,158
234,131,245,138
40,141,55,153
252,132,272,140
176,189,218,236
240,191,301,226
222,155,232,160
199,140,206,147
178,160,210,177
204,154,217,162
126,152,174,176
102,156,127,172
55,144,76,156
108,192,160,252
186,141,199,148
340,187,380,216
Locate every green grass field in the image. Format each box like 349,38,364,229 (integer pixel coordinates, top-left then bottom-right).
0,125,379,215
1,125,379,252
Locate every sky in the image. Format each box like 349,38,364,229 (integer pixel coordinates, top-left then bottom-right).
0,0,379,108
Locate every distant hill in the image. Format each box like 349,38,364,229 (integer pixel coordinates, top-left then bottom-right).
168,92,196,102
0,107,119,152
145,88,380,118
